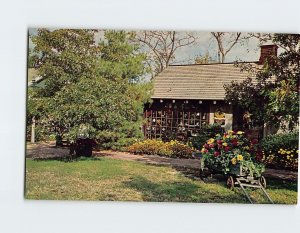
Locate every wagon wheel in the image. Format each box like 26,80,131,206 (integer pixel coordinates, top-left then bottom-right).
226,176,235,190
259,176,267,188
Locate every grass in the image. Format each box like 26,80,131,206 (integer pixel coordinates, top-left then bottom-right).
25,158,297,204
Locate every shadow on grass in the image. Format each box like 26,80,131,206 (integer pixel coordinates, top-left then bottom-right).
32,156,102,163
122,175,245,203
171,165,298,193
266,178,298,192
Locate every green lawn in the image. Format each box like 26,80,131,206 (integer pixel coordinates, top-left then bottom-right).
25,158,297,204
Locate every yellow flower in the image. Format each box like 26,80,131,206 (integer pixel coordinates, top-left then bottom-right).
226,135,230,139
216,134,221,137
222,142,228,147
231,158,237,165
228,130,233,134
207,138,215,144
237,154,243,161
237,131,243,135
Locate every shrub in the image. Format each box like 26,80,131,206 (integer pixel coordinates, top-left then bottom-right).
190,124,224,150
166,140,194,158
94,130,141,151
201,130,265,176
127,139,194,159
260,131,299,171
26,125,52,142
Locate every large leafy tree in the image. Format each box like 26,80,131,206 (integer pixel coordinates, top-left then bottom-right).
225,34,300,130
31,29,98,97
28,30,151,148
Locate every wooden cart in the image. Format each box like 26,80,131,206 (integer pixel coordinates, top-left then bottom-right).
200,161,274,204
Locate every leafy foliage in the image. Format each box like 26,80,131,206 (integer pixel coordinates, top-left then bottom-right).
201,130,265,176
27,29,151,149
32,29,98,97
127,139,194,159
260,131,299,170
225,34,300,130
97,31,148,82
190,124,224,150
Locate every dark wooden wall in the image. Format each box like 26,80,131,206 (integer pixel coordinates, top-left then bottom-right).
144,99,209,141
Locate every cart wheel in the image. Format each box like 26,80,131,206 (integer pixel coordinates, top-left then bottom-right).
226,176,235,190
259,176,267,188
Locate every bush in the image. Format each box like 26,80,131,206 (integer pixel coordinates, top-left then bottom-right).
127,139,194,159
26,124,52,142
94,130,142,151
260,131,299,171
201,130,265,176
190,124,224,150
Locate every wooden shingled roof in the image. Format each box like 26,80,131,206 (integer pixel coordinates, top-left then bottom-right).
152,62,258,100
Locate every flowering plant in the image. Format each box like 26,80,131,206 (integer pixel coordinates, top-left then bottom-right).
127,139,194,158
260,131,298,171
201,130,265,177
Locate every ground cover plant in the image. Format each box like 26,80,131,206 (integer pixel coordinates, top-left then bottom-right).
126,139,194,158
25,158,297,204
261,131,298,171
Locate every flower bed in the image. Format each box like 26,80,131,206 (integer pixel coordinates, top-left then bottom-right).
201,130,265,177
126,139,194,159
260,131,298,171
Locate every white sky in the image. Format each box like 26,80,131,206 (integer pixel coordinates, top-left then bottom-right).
28,29,261,64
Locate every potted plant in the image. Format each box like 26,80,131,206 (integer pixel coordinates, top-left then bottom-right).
201,130,265,178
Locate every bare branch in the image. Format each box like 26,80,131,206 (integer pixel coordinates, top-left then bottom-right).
135,31,196,75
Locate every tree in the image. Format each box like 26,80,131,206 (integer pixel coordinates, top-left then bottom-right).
27,48,39,68
225,34,300,131
97,31,147,82
28,30,151,149
135,31,196,76
211,32,243,63
194,51,216,64
31,29,98,97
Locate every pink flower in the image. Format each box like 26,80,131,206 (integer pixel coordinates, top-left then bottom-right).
214,151,220,157
224,146,231,152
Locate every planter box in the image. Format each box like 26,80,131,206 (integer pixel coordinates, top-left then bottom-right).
229,163,247,176
206,163,247,177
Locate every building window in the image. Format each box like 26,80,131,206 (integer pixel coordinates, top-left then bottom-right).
144,109,209,141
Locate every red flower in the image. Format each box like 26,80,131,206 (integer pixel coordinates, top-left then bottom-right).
209,144,215,148
204,144,209,149
217,140,222,144
251,139,258,145
231,138,238,146
214,151,220,157
224,146,231,152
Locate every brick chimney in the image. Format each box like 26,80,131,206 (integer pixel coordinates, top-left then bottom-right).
258,44,278,64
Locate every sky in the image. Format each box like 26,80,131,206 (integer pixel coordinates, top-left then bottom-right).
28,28,261,64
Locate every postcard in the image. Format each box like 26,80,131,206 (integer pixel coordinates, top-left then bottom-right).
25,29,299,204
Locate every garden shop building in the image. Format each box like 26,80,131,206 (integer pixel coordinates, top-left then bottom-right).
143,45,278,141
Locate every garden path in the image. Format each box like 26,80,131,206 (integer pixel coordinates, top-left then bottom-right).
26,141,298,181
